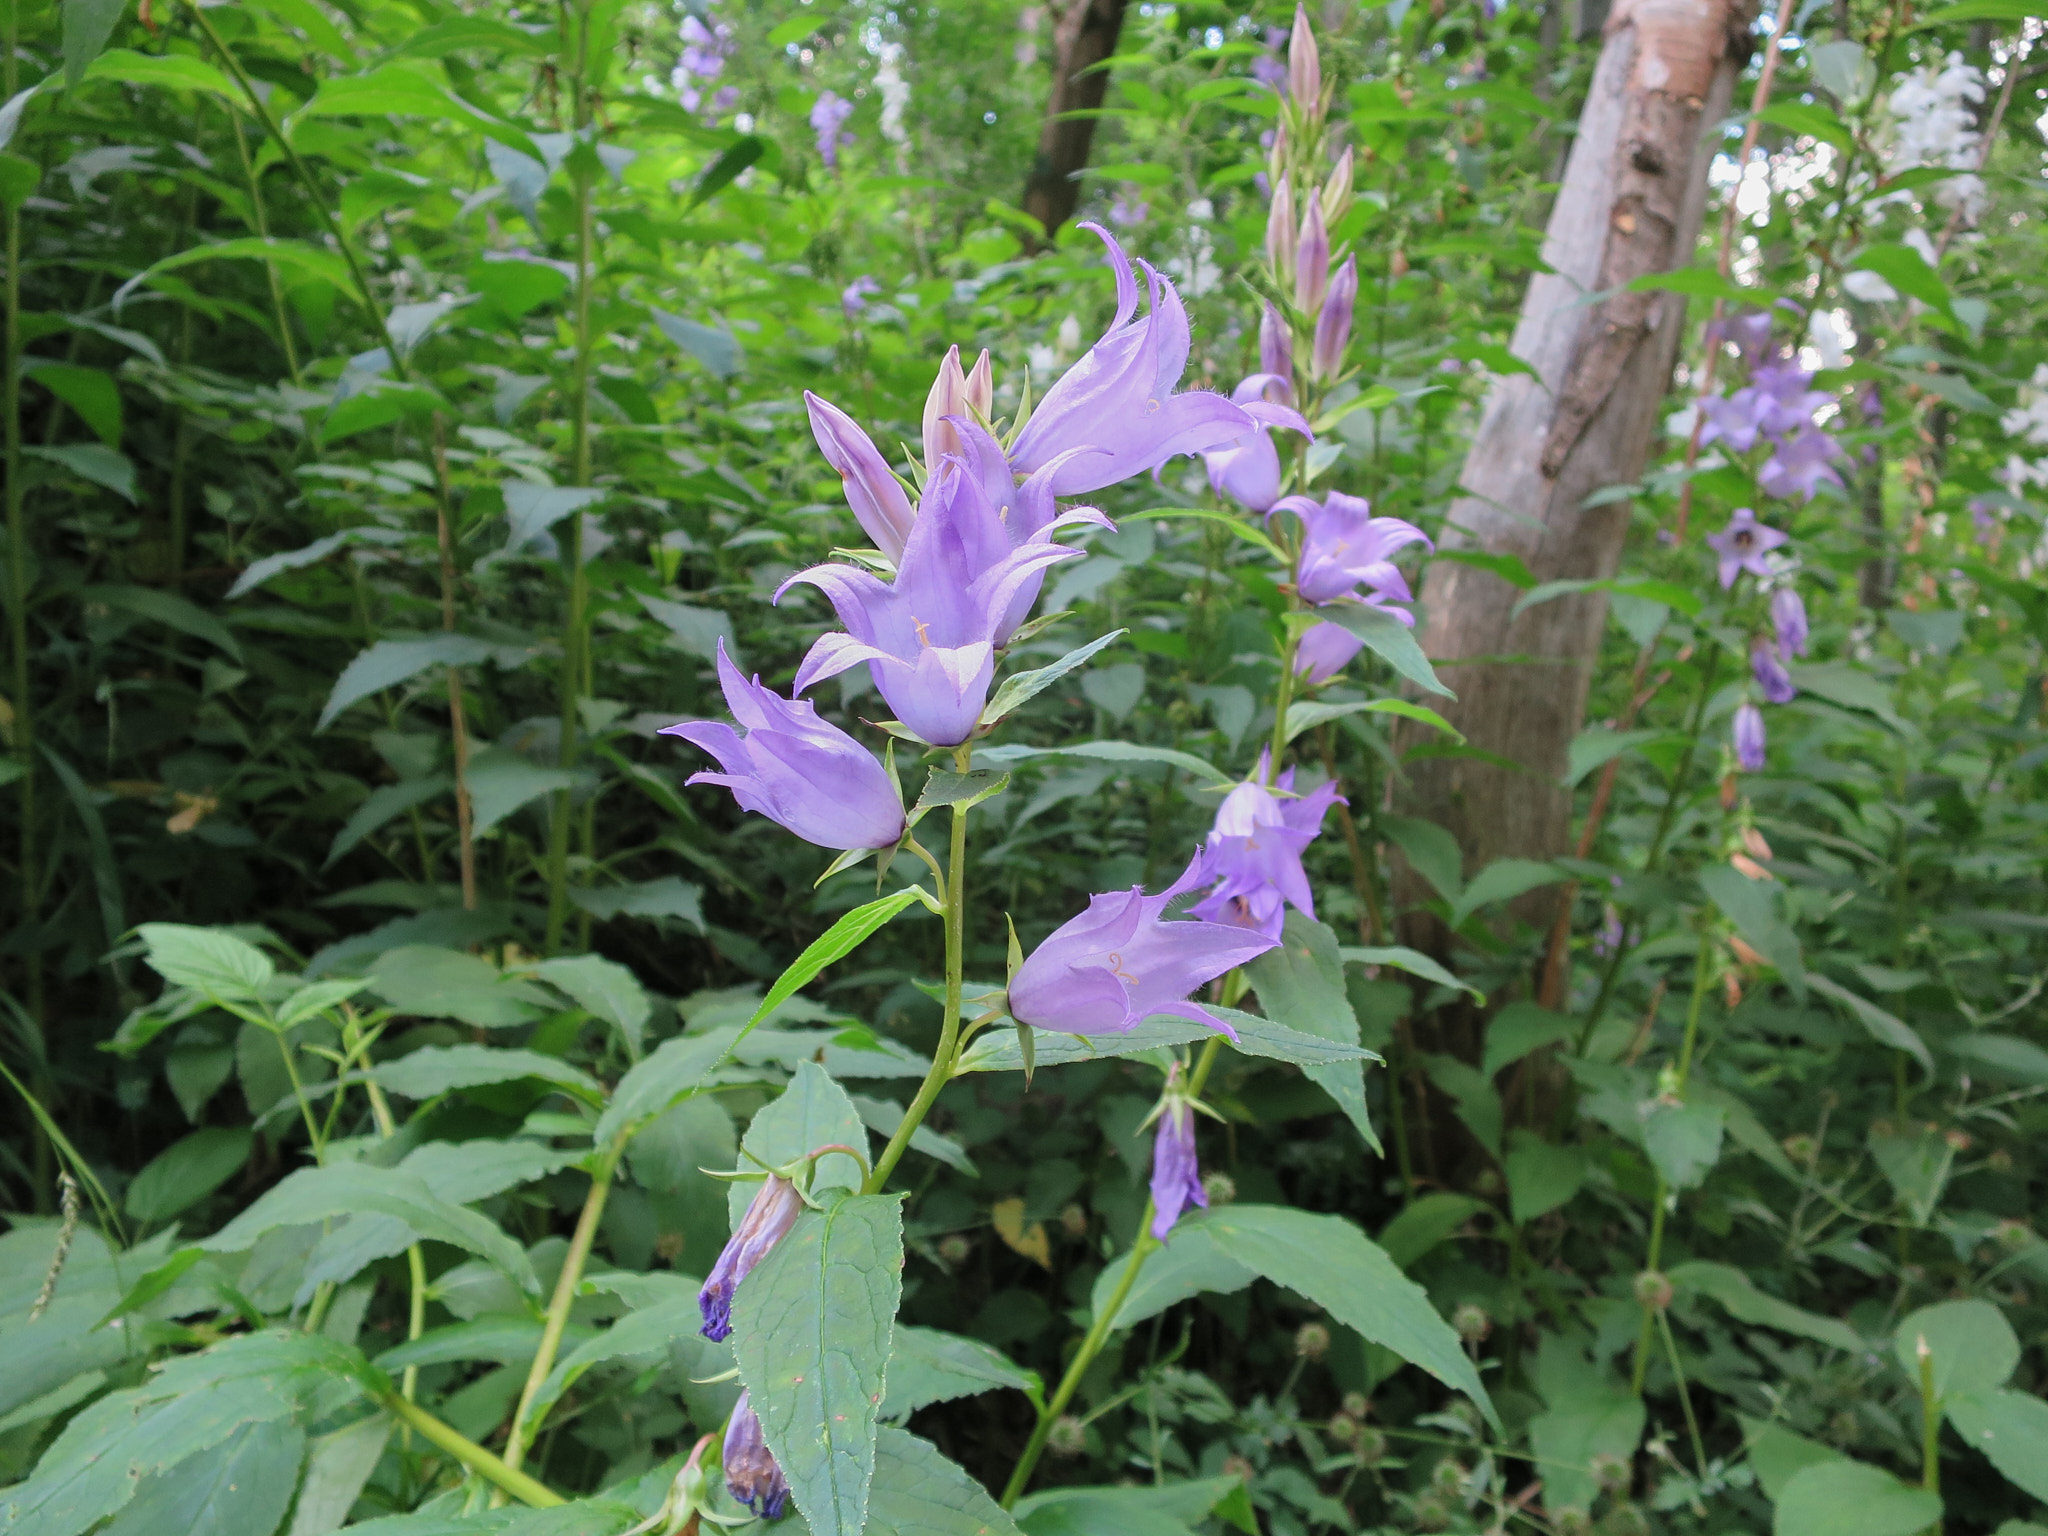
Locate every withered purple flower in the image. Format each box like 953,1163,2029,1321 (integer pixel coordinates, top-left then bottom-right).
723,1390,791,1519
1150,1098,1206,1240
699,1173,803,1342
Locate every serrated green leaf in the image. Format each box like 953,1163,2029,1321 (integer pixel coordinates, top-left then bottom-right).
869,1428,1024,1536
594,1027,736,1147
1283,697,1462,745
96,1416,305,1536
883,1327,1038,1418
975,739,1232,786
1317,603,1453,697
1246,915,1378,1149
137,923,274,1003
1948,1389,2048,1503
1771,1460,1941,1536
125,1126,252,1223
1895,1299,2019,1401
1670,1261,1861,1352
535,954,650,1057
728,890,934,1060
372,1043,605,1104
981,630,1128,726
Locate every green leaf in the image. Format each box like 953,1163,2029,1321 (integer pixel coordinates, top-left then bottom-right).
1741,1415,1846,1500
1908,0,2040,26
730,889,934,1057
1642,1100,1725,1190
137,923,274,1002
1504,1131,1585,1224
23,360,121,445
95,1417,305,1536
1565,727,1666,788
957,1009,1373,1074
503,483,604,550
61,0,126,90
1089,1223,1256,1332
652,309,742,377
1283,697,1463,745
535,955,651,1057
883,1327,1039,1418
1670,1261,1862,1353
1944,1032,2048,1084
463,748,579,836
981,630,1128,726
200,1164,539,1294
731,1063,870,1222
1948,1390,2048,1503
1340,944,1483,1001
1528,1377,1643,1517
1894,1299,2019,1402
1481,1001,1573,1077
325,777,450,868
84,583,242,661
1700,864,1807,1000
275,978,371,1030
125,1126,253,1224
687,135,766,209
569,876,705,930
1194,1205,1499,1432
1852,242,1956,319
594,1027,736,1146
1123,506,1288,562
1317,602,1453,698
975,739,1232,787
523,1298,700,1428
1016,1477,1248,1536
319,633,530,731
24,442,135,501
1375,1193,1488,1269
909,769,1010,827
1448,858,1564,928
283,1412,390,1536
1807,973,1927,1071
1512,576,1702,621
115,238,359,315
292,60,507,137
870,1428,1025,1536
732,1194,905,1536
1757,100,1853,152
1245,914,1378,1150
1771,1460,1942,1536
1626,267,1759,305
370,945,553,1029
372,1043,604,1104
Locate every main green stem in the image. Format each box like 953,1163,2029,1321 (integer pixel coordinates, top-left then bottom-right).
1000,1035,1228,1506
381,1392,564,1509
868,744,972,1193
544,0,598,951
4,0,39,1039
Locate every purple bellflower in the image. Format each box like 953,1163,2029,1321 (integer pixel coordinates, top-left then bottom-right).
1190,751,1343,939
1748,362,1834,440
1294,620,1366,685
1009,852,1279,1038
1758,427,1845,502
1312,255,1357,382
810,91,854,170
841,275,879,317
1698,388,1769,453
664,643,906,853
1270,491,1433,619
778,464,1094,746
723,1391,791,1520
1199,374,1313,513
1733,703,1767,772
1706,508,1787,589
1008,225,1259,496
1252,24,1290,91
1150,1096,1206,1240
805,392,916,560
1294,195,1331,315
1707,307,1775,364
699,1172,804,1342
1771,587,1809,659
1751,640,1796,704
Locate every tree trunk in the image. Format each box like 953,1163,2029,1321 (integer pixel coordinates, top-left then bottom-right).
1020,0,1129,244
1400,0,1750,916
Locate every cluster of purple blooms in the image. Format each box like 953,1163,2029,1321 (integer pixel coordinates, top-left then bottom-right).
673,12,738,119
811,91,855,170
1697,314,1846,503
1705,507,1808,771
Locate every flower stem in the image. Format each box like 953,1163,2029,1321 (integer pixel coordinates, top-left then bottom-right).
868,745,972,1193
3,0,38,1047
1267,625,1300,775
502,1136,623,1480
380,1391,565,1509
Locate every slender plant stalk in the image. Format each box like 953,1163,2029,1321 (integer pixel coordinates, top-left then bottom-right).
431,418,478,908
363,1072,429,1403
4,0,41,1040
1917,1334,1942,1533
380,1391,565,1509
544,0,599,951
869,743,972,1193
225,109,302,383
502,1137,623,1479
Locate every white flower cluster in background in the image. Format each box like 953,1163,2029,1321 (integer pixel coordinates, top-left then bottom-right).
1883,51,1987,224
874,43,910,147
1998,363,2048,492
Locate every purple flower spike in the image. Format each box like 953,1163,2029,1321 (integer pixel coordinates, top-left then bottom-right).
1009,225,1259,496
1751,640,1796,704
810,91,854,170
1294,620,1365,685
699,1173,803,1342
1190,750,1342,939
1705,508,1787,589
841,276,880,317
1200,374,1312,513
1758,427,1845,503
1733,703,1767,771
1270,490,1432,614
723,1391,791,1520
1009,853,1279,1038
1287,2,1321,106
1294,195,1331,316
1150,1098,1206,1240
664,643,907,852
778,468,1090,746
1312,255,1357,382
1771,587,1808,660
805,392,917,561
1260,301,1294,391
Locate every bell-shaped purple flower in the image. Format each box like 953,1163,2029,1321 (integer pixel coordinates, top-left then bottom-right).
1748,361,1833,440
1199,374,1312,513
1270,491,1432,615
1698,388,1769,453
1009,853,1278,1038
1287,3,1321,107
1732,703,1767,771
1705,507,1787,589
699,1172,804,1343
1190,751,1342,939
665,643,906,852
805,392,917,561
1150,1098,1206,1240
778,466,1091,746
1311,255,1357,382
1294,620,1365,685
1758,427,1845,502
1260,301,1294,391
1009,225,1259,496
723,1391,791,1519
1751,640,1796,705
1293,195,1331,316
1771,587,1809,660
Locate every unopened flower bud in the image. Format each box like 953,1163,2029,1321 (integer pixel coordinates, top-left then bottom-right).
1295,1321,1331,1360
1597,1503,1651,1536
1259,302,1293,391
1632,1270,1673,1311
1729,935,1765,970
1060,1203,1088,1238
1554,1509,1593,1536
922,345,992,469
1730,852,1771,881
1431,1458,1467,1495
1047,1416,1087,1457
1266,177,1297,288
1222,1454,1256,1482
723,1391,791,1519
1341,1392,1370,1419
1741,825,1773,861
1589,1451,1632,1497
1311,254,1357,382
1320,146,1353,227
1781,1132,1816,1165
937,1233,972,1264
1325,1412,1359,1443
1201,1170,1237,1206
1354,1426,1388,1466
1452,1303,1491,1343
1412,1493,1452,1531
1988,1147,2015,1173
1287,3,1321,110
1994,1219,2032,1249
1945,1128,1972,1151
1267,122,1289,189
1294,196,1331,314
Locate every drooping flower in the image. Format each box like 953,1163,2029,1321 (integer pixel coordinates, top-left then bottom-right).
1199,374,1313,513
723,1391,791,1519
1705,508,1787,589
1150,1097,1206,1240
1311,255,1357,382
664,643,907,852
1751,641,1796,705
1189,751,1342,939
1009,853,1279,1037
1293,620,1365,685
699,1173,804,1342
1759,427,1845,502
777,467,1093,745
1008,225,1260,495
1771,587,1809,659
804,391,917,560
1270,491,1432,618
1732,703,1767,771
810,92,855,170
